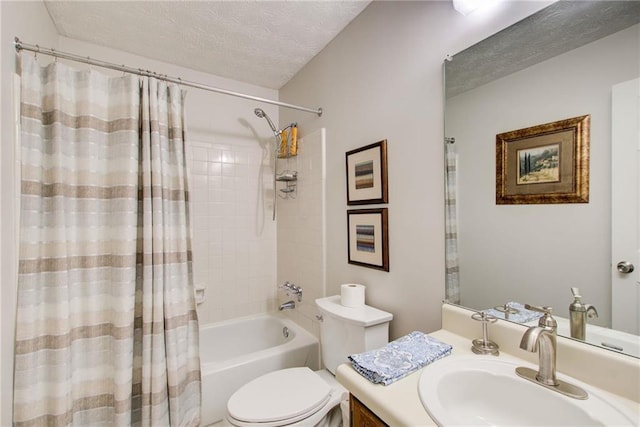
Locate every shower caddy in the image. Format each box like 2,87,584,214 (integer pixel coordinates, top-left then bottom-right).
275,123,299,200
254,107,301,220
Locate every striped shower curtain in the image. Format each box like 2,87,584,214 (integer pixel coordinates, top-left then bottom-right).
14,53,201,426
444,139,460,304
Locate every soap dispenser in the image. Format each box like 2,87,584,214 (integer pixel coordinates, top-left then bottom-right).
569,287,598,340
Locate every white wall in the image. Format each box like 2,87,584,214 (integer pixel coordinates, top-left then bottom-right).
447,24,640,325
1,2,60,425
279,1,554,339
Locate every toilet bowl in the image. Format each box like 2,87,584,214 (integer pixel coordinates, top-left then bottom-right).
224,295,393,426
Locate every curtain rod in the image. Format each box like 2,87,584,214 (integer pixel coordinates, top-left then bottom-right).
14,37,323,117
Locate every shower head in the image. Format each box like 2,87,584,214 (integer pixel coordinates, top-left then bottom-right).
254,108,278,135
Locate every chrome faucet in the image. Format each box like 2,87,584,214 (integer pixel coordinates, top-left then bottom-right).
279,300,296,311
519,305,558,386
516,304,588,399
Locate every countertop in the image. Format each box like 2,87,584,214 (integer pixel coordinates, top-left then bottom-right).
335,329,468,426
335,304,640,426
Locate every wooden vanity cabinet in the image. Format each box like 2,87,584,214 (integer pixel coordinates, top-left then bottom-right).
350,394,389,427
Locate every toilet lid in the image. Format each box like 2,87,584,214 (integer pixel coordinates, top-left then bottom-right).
227,367,332,423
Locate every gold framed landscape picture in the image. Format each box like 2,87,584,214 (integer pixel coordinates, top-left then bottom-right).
346,140,388,205
347,208,389,271
496,115,590,204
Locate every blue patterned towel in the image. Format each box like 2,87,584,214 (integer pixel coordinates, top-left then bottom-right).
347,331,453,386
484,302,543,324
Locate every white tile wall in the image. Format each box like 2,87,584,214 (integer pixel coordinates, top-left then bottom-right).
277,129,326,338
188,139,277,326
186,128,325,330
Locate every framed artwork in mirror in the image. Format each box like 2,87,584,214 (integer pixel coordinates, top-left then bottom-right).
347,208,389,271
346,140,388,205
496,115,590,204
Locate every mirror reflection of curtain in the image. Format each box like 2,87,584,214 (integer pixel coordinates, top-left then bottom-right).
445,138,460,304
14,53,201,426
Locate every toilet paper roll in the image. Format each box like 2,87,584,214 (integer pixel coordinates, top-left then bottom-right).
341,283,366,308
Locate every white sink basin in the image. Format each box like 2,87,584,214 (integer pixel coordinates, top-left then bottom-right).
418,356,639,426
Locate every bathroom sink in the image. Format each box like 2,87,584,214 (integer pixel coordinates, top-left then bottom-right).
418,356,638,426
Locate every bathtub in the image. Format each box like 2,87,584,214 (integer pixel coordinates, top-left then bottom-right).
199,313,319,426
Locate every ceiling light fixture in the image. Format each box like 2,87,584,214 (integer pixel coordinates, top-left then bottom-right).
453,0,500,16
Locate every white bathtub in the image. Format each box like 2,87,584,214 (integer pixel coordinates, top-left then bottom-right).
199,313,319,425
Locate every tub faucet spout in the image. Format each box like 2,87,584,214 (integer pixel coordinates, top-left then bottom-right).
279,300,295,311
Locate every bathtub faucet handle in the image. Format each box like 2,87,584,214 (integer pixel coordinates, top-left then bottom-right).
281,281,303,302
280,281,291,289
292,284,302,302
280,281,295,291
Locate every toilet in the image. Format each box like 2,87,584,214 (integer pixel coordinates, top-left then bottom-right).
224,295,393,427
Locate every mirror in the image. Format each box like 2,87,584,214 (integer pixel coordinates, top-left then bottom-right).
444,1,640,357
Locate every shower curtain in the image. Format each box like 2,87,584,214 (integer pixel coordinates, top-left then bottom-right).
14,53,201,426
444,140,460,304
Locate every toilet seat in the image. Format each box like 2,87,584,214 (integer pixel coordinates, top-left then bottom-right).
227,367,332,425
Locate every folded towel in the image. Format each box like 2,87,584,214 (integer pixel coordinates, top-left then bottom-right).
348,331,453,386
484,302,543,323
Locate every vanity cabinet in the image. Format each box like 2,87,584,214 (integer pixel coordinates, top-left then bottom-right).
350,394,388,427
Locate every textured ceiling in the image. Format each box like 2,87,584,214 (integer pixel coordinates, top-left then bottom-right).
446,0,640,98
44,1,371,89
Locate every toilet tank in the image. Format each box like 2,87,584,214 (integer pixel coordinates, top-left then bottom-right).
315,295,393,374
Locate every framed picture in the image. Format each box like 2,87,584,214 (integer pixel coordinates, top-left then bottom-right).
347,208,389,271
496,115,590,204
346,140,388,205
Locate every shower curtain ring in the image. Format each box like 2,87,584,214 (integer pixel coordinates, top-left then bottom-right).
34,44,39,58
52,48,57,62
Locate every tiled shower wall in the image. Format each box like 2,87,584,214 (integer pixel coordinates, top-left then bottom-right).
277,129,326,338
188,139,277,326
